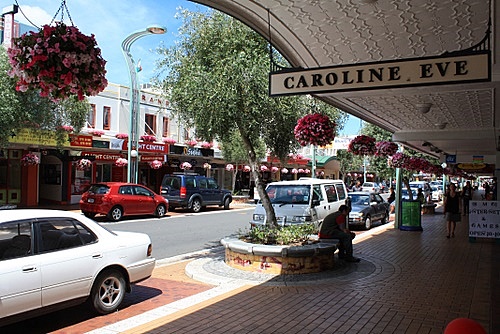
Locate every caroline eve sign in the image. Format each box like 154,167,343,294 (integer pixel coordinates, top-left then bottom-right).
269,52,490,96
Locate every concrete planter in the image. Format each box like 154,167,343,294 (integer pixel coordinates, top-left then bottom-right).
220,237,338,275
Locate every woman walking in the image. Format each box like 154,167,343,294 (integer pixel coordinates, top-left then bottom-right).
443,183,460,238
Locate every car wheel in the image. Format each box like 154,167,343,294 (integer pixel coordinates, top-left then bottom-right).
381,211,388,224
191,199,202,213
223,197,231,210
83,211,96,218
364,216,372,230
89,269,126,315
155,204,166,217
108,206,123,221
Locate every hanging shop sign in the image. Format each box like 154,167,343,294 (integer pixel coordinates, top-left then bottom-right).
270,51,490,96
92,139,109,149
140,155,166,162
121,141,167,153
69,135,93,148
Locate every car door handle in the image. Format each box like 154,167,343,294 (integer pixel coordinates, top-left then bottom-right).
22,265,37,272
92,253,103,259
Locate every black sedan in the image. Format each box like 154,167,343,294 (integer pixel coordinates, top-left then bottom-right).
348,191,390,230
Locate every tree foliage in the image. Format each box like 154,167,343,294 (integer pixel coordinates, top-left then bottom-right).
154,9,346,227
0,47,90,148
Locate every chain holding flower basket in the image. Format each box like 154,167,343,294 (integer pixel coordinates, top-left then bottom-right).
75,158,92,171
294,113,336,147
348,135,376,156
21,152,40,166
7,20,107,102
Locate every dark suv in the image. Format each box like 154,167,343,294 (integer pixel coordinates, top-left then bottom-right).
160,174,232,213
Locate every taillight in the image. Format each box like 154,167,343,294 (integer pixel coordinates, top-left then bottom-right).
180,186,187,198
147,244,153,257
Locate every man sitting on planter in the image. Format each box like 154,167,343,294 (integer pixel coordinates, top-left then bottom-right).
318,205,360,263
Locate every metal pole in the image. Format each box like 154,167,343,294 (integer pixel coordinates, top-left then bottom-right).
312,144,316,178
121,25,166,183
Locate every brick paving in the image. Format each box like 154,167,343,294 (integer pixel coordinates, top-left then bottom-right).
120,203,498,334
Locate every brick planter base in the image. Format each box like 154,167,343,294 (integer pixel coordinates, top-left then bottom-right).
220,238,338,275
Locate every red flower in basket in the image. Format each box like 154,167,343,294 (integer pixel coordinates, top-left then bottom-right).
375,141,398,157
388,152,408,169
7,22,107,102
149,160,162,169
294,113,336,147
348,135,376,156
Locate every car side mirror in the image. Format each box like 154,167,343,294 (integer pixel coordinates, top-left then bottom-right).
312,199,320,207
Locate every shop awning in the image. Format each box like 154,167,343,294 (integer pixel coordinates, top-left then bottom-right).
307,156,337,168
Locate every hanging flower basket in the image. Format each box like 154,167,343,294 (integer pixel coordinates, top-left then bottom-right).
140,135,156,142
260,165,268,172
116,133,129,139
7,22,107,102
348,135,376,156
59,125,74,133
201,142,213,149
388,152,408,169
375,141,398,157
304,169,311,174
180,162,192,170
89,129,105,137
294,113,336,147
75,158,92,171
185,139,198,147
243,165,251,172
298,168,305,173
203,162,212,170
21,152,40,166
291,168,298,174
271,166,279,173
225,164,234,171
149,160,162,169
115,158,128,167
163,137,176,145
281,168,289,174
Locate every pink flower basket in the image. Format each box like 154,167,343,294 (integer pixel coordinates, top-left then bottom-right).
116,133,129,139
348,135,376,156
225,164,234,171
75,158,92,171
163,137,176,144
181,162,192,170
7,22,107,102
115,158,128,167
375,141,398,157
140,135,156,142
21,153,40,166
294,113,336,147
149,160,162,169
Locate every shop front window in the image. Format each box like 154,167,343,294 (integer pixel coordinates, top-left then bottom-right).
96,164,112,182
72,166,91,195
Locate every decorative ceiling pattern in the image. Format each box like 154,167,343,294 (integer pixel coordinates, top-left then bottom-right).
194,0,499,164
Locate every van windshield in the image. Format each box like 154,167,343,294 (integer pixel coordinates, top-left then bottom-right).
266,185,310,205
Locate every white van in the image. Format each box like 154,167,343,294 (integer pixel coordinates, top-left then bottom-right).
250,178,349,228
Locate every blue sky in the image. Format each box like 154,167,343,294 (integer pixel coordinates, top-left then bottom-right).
6,0,360,134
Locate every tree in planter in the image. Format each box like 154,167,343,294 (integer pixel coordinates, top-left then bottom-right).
0,48,89,148
154,9,345,228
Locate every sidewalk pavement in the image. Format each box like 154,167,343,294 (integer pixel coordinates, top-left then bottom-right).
66,201,497,334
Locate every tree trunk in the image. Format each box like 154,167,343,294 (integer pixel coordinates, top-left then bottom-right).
237,126,278,229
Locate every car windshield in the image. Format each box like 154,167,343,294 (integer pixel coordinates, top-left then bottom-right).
266,185,310,205
349,194,370,205
88,184,110,194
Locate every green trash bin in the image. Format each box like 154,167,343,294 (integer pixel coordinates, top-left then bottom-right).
400,200,422,231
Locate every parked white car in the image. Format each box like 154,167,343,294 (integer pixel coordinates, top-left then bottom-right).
431,185,443,201
0,209,155,326
361,182,381,193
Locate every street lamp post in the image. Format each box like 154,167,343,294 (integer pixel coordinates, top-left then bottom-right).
121,25,166,183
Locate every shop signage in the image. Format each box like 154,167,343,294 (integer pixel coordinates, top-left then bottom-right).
81,152,123,161
169,145,214,157
446,155,457,163
270,52,490,96
121,141,167,153
69,135,93,147
141,155,166,162
110,138,124,150
92,140,109,149
10,128,60,146
469,201,500,238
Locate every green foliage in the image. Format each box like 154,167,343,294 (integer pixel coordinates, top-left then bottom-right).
0,47,90,148
240,224,316,245
220,130,266,164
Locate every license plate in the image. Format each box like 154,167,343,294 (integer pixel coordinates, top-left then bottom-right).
88,198,94,203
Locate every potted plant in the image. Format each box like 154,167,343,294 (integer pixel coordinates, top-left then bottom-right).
294,113,336,147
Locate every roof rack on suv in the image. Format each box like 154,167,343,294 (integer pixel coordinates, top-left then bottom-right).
172,172,199,175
